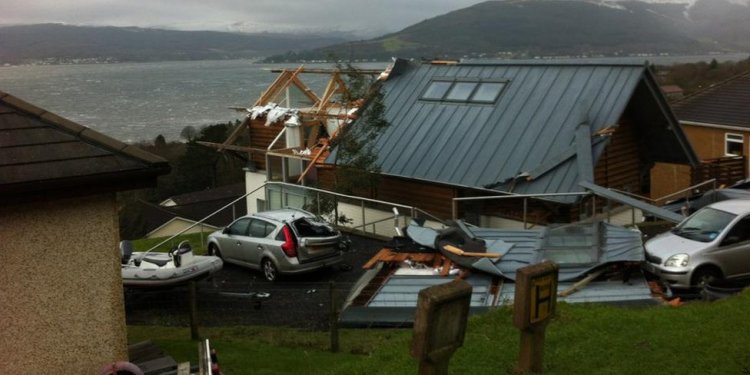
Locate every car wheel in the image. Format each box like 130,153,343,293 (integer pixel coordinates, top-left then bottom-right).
262,258,278,282
692,267,722,289
208,244,223,259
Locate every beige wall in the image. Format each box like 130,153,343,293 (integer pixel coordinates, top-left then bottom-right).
0,194,128,374
683,124,746,160
147,218,217,239
683,124,750,176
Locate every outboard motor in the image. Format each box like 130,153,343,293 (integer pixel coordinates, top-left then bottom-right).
171,240,193,267
120,241,134,265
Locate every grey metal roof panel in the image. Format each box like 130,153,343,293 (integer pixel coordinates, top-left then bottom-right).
579,181,684,223
368,274,495,307
364,61,647,196
455,221,643,281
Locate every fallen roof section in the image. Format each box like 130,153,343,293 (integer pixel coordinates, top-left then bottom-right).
340,219,652,326
579,181,684,223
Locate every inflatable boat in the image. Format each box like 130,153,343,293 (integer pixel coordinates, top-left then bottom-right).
121,240,223,288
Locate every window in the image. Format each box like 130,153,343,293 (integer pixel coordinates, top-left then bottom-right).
422,81,452,100
227,218,250,236
723,216,750,245
249,219,275,238
471,82,506,102
421,79,507,103
445,82,478,101
726,133,744,156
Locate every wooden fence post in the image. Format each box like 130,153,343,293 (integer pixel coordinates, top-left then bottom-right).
411,279,472,375
513,261,559,373
330,281,340,353
189,280,200,340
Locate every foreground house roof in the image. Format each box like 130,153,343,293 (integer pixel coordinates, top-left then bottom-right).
672,71,750,128
334,59,697,201
0,90,170,200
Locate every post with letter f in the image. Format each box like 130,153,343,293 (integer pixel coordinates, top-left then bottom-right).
513,261,559,373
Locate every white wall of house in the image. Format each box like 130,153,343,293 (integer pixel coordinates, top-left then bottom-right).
245,168,268,214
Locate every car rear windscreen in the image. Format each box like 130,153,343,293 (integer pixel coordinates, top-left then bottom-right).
294,218,337,237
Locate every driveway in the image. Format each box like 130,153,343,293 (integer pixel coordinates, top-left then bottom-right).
125,235,385,330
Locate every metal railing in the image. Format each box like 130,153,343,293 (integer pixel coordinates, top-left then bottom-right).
141,184,266,256
451,192,593,229
141,180,450,257
265,181,447,236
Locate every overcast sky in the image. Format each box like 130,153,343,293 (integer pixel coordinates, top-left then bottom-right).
0,0,489,37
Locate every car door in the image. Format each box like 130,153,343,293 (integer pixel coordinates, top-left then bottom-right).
244,218,280,266
217,217,251,262
710,216,750,278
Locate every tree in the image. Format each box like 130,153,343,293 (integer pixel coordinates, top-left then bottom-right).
153,134,166,147
303,62,390,224
330,62,389,196
180,125,197,141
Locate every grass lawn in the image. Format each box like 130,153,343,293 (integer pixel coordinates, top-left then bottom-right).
128,290,750,374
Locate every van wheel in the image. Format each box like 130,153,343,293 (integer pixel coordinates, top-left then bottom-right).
208,244,223,260
262,258,278,282
692,267,722,288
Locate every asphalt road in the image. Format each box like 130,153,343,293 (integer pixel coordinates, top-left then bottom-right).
124,235,385,330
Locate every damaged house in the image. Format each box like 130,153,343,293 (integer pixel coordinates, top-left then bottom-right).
218,59,700,229
204,60,716,325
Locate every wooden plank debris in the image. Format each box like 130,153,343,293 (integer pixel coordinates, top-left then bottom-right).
440,258,453,276
558,268,607,297
362,248,440,270
442,244,501,258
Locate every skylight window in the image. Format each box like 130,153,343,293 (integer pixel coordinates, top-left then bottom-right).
422,81,452,100
421,79,507,103
445,82,478,101
471,82,506,103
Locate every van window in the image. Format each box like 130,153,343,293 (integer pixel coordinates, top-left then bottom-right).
723,216,750,244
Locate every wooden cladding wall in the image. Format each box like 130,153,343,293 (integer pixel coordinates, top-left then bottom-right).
693,156,746,187
376,176,456,219
249,118,285,170
315,169,456,219
594,118,643,194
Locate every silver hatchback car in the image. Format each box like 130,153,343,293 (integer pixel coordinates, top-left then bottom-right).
207,208,346,281
644,199,750,289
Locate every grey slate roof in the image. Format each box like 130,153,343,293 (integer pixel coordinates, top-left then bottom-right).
0,90,170,198
331,60,696,202
673,71,750,128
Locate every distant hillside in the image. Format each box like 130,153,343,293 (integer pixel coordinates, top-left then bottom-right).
264,0,750,62
0,24,350,64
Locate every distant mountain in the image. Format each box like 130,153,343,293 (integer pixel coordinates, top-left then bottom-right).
0,24,350,64
264,0,750,62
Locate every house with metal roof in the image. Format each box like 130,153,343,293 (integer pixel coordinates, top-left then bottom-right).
215,59,700,229
652,71,750,197
0,90,169,373
320,59,698,225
